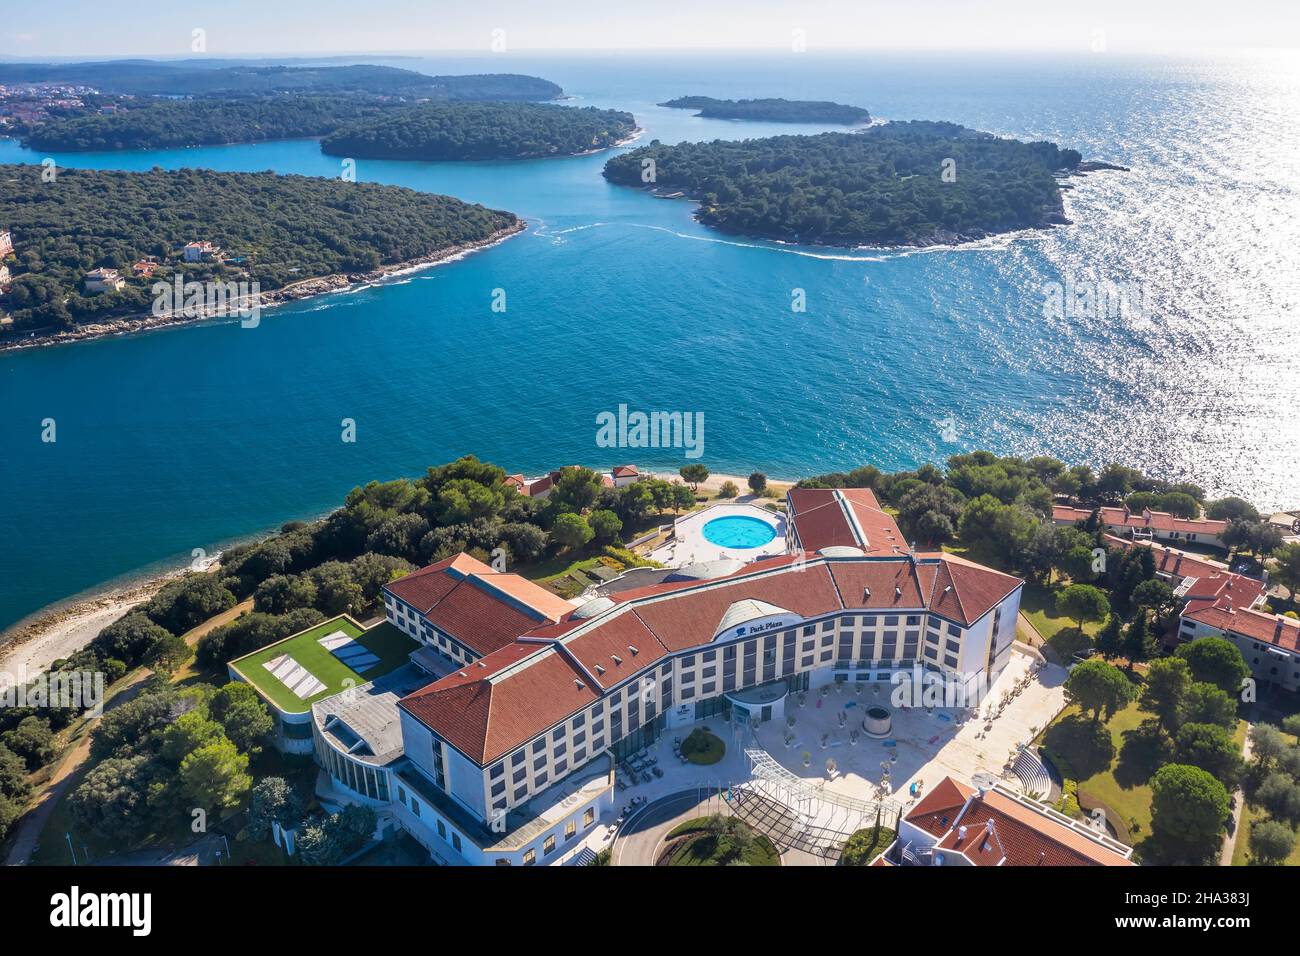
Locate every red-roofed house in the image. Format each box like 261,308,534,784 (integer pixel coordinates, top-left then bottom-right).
886,776,1133,866
1054,504,1227,548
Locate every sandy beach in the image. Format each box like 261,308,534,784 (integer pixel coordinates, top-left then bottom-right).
0,560,221,679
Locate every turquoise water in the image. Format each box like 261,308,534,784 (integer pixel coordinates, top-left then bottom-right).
2,51,1299,632
702,515,779,549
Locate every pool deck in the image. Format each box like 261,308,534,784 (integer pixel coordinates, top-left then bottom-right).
652,503,788,567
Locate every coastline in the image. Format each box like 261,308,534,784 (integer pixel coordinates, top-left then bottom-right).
2,465,791,678
0,220,527,353
0,558,220,679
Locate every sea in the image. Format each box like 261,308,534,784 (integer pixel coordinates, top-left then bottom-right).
2,50,1298,633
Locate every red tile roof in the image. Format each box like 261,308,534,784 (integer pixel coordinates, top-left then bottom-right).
384,553,571,657
1183,604,1300,651
398,642,601,764
395,551,1024,765
907,778,1133,866
612,464,639,478
788,487,907,554
1054,505,1226,537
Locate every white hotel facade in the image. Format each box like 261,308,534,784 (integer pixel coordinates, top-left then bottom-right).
308,488,1024,865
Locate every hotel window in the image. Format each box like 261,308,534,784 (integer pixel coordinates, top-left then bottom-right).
397,785,407,803
437,820,447,839
452,833,462,853
523,849,536,866
885,616,898,627
514,786,528,801
801,655,813,668
511,750,525,766
584,808,595,827
565,820,577,840
490,763,504,779
491,781,505,797
544,835,556,856
947,622,961,636
532,739,545,753
574,748,586,763
535,773,548,787
533,756,546,771
553,727,565,742
907,616,921,626
821,620,834,631
496,859,511,866
411,800,420,818
554,760,567,775
592,701,604,716
802,625,815,637
513,768,527,784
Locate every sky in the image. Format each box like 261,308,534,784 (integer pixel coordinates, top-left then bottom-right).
1,0,1297,58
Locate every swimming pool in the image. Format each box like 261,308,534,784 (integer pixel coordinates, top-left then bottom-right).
701,515,778,549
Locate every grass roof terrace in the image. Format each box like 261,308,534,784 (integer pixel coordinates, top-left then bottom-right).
229,615,418,714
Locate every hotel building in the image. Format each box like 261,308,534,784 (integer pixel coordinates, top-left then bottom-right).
299,488,1024,865
1053,503,1227,548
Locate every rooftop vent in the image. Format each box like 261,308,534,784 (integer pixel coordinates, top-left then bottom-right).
957,825,968,842
628,645,639,655
895,586,902,598
574,679,585,690
595,664,606,675
863,587,871,601
612,654,623,665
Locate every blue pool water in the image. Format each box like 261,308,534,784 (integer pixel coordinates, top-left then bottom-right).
702,515,778,549
2,51,1300,632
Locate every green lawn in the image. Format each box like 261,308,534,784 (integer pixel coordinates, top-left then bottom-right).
681,729,726,765
229,616,415,714
662,817,779,866
1042,701,1250,849
1020,581,1104,662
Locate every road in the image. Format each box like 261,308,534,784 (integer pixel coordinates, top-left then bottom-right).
3,598,252,866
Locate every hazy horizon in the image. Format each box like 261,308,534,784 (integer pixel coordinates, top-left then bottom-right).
2,0,1297,59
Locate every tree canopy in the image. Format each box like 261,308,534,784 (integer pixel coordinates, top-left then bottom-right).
604,121,1082,246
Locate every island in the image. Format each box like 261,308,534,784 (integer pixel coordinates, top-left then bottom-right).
8,64,571,152
660,96,871,124
0,60,563,99
20,96,400,152
602,120,1085,246
320,102,639,161
0,164,521,340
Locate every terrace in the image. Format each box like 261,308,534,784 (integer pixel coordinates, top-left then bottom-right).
229,616,417,715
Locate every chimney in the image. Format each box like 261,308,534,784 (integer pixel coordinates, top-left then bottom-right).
957,825,968,843
1275,619,1285,645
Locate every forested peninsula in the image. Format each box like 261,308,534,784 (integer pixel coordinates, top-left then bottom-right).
0,164,520,340
660,96,871,124
603,120,1085,246
320,102,639,161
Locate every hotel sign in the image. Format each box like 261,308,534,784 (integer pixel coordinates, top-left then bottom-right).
722,614,801,639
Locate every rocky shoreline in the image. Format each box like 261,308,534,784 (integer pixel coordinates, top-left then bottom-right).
0,220,527,352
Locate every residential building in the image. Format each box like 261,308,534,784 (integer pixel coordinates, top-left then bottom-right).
0,229,12,257
183,240,220,262
1053,503,1227,548
882,776,1133,866
1179,602,1300,694
83,267,125,293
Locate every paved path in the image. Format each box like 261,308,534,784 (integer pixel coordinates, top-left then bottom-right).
4,598,252,865
612,790,735,867
1219,725,1255,866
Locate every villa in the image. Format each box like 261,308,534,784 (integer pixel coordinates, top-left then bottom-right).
880,776,1133,866
239,484,1022,866
83,267,125,293
504,464,641,499
0,228,12,257
1053,503,1227,548
183,240,220,262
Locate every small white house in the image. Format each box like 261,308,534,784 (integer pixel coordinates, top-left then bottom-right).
83,268,125,294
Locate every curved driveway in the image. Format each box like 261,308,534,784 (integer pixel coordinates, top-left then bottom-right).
612,790,735,867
